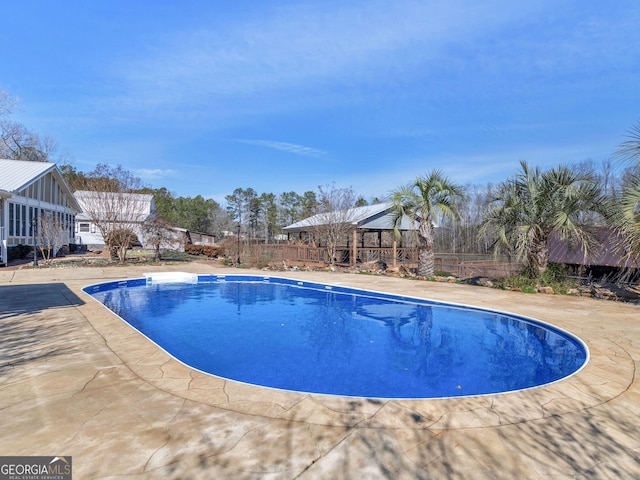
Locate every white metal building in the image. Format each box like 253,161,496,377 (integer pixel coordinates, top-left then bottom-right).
0,159,80,266
74,191,156,248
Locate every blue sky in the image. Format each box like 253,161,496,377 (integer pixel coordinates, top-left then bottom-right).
2,1,639,203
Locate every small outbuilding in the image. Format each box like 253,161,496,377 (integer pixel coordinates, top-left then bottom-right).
548,227,640,277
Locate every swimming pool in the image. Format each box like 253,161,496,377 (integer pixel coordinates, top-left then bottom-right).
84,273,588,399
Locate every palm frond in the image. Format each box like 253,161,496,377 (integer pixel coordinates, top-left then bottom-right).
615,122,640,166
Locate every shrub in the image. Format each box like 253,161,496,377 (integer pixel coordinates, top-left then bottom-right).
493,263,579,295
69,243,87,253
434,270,453,277
7,244,32,261
104,229,140,248
184,244,203,256
542,262,568,284
184,244,224,257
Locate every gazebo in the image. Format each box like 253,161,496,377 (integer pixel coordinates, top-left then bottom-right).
282,202,416,266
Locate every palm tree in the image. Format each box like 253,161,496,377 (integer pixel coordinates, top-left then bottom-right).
480,161,605,280
390,170,463,277
613,123,640,265
616,173,640,264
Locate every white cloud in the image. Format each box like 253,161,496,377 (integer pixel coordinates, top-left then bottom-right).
231,139,327,157
109,0,554,113
134,168,177,180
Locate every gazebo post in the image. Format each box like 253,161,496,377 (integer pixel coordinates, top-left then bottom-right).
392,238,397,267
351,229,357,266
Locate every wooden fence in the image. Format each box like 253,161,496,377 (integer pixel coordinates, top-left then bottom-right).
245,244,522,278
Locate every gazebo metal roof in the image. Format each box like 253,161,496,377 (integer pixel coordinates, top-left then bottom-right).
282,202,416,233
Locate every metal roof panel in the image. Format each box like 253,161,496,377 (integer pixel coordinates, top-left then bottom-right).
0,158,55,192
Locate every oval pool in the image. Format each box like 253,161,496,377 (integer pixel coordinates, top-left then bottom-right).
84,274,588,399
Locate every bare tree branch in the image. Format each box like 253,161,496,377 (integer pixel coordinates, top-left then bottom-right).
74,164,152,263
307,184,358,265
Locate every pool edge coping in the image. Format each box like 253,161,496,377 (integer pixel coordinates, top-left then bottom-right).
76,271,631,430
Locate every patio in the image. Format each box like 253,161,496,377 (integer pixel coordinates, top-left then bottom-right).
0,263,639,478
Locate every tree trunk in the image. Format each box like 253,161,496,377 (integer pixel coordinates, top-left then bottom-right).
417,221,435,277
325,240,337,265
527,237,549,279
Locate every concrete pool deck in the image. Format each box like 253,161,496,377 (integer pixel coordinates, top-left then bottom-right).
0,263,639,479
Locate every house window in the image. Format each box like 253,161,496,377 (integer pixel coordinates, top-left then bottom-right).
79,223,91,233
9,203,14,236
15,204,22,237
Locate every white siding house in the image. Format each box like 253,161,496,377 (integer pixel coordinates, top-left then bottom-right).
0,159,80,266
74,191,156,248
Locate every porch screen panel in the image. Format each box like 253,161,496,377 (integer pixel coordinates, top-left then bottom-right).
9,203,14,236
21,205,27,236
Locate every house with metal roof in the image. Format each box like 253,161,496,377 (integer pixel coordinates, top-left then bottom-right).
0,159,81,266
74,190,156,248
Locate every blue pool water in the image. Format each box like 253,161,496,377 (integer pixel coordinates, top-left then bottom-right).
84,274,588,399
